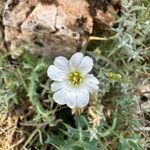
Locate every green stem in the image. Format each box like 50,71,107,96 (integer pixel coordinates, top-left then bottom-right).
28,70,51,123
99,114,117,137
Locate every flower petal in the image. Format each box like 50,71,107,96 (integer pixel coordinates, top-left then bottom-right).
86,83,99,94
84,74,99,93
79,56,93,74
54,56,69,72
53,89,66,105
76,87,89,108
86,74,99,84
69,52,83,70
65,88,77,108
51,81,67,92
47,65,67,81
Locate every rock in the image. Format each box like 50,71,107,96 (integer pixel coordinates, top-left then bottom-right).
95,4,116,26
135,83,150,114
0,0,6,52
140,84,150,99
3,0,117,57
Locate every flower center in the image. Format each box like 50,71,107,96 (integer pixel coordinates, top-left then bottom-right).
68,71,83,86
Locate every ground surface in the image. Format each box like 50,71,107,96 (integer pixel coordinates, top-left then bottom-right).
0,0,150,150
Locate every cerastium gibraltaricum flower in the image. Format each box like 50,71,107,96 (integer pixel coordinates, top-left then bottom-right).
47,52,99,108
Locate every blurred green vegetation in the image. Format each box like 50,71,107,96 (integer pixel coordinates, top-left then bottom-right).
0,0,150,150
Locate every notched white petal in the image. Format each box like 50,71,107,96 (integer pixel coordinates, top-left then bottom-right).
69,52,83,70
51,81,66,92
86,74,99,84
76,87,89,108
47,65,67,81
53,89,66,105
85,74,99,93
86,83,99,94
54,56,69,72
79,56,93,74
66,89,77,108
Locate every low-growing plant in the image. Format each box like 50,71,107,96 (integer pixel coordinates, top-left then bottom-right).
0,0,150,150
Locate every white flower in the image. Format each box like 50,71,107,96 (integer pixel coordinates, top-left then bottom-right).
47,52,99,108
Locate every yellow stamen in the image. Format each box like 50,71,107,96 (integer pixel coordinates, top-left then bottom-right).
68,71,83,86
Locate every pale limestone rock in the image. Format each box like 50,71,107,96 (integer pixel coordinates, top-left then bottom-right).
140,84,150,98
3,0,31,27
96,5,116,26
3,0,116,57
21,4,57,33
0,0,5,51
